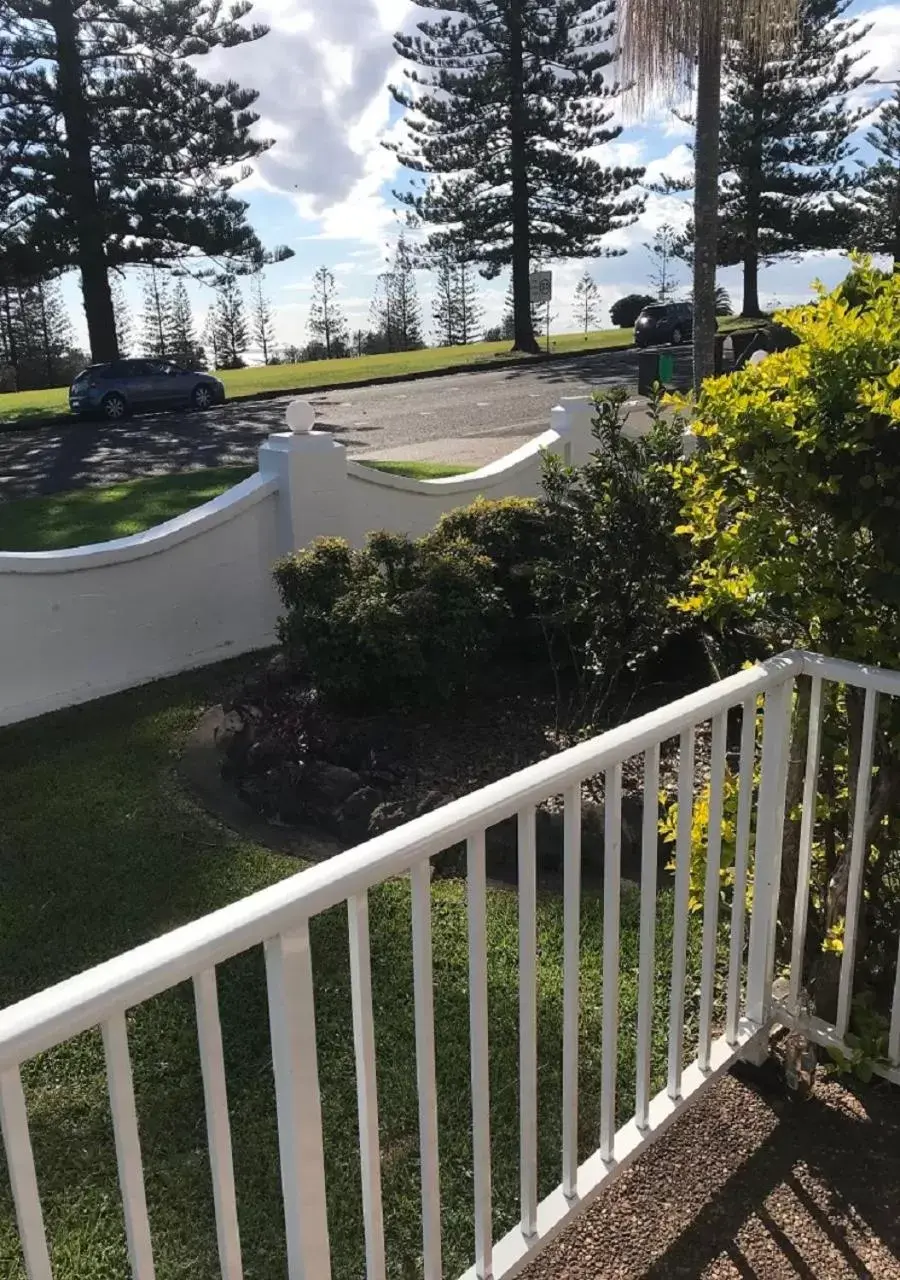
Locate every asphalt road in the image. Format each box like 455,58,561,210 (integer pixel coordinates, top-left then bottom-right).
0,347,692,502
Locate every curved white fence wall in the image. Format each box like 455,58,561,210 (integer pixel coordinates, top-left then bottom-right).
343,427,571,543
0,395,661,726
0,476,281,725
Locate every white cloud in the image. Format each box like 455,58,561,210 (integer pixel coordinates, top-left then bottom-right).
643,144,692,188
200,0,405,225
849,6,900,113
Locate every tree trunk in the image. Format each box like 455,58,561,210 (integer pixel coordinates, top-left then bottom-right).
692,0,722,396
51,0,118,363
37,284,54,386
508,0,539,355
741,248,761,318
740,88,764,318
2,289,19,389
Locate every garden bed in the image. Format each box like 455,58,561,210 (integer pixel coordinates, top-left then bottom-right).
186,656,707,891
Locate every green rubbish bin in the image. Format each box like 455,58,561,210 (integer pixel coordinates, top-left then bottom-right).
638,350,665,395
638,349,676,395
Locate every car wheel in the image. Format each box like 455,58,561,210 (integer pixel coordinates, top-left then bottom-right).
192,385,213,411
671,327,683,346
101,392,127,421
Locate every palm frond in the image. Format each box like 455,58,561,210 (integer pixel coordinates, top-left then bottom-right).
618,0,797,111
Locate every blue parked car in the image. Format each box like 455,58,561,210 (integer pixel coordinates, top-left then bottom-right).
69,358,226,420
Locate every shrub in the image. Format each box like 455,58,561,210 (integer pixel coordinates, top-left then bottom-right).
536,387,694,726
609,293,657,328
660,763,753,913
274,531,505,709
835,260,892,311
426,497,548,640
273,394,694,723
674,260,900,1012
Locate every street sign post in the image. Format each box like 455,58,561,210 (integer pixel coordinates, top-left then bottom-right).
529,270,552,304
529,271,552,353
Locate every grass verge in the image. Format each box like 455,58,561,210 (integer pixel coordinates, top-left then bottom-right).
0,664,705,1279
0,462,472,550
0,467,255,551
357,460,474,480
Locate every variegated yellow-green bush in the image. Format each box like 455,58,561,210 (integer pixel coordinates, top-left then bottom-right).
673,261,900,1019
675,261,900,668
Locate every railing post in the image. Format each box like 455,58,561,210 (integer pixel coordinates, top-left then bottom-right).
551,397,595,466
264,925,332,1280
745,677,795,1029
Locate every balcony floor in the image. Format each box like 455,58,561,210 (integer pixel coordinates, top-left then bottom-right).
521,1064,900,1279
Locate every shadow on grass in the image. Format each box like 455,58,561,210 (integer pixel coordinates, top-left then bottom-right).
0,403,69,428
0,662,704,1280
0,465,255,551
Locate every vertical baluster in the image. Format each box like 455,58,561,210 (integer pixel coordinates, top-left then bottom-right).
467,832,492,1280
600,763,622,1163
789,678,824,1007
635,743,661,1131
668,727,695,1101
410,861,442,1280
746,679,795,1026
193,968,243,1280
837,687,879,1040
348,893,386,1280
889,932,900,1066
517,808,538,1239
561,783,581,1197
726,697,757,1045
103,1012,156,1280
0,1067,52,1280
698,712,727,1071
264,925,331,1280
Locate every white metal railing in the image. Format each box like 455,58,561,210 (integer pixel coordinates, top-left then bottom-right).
1,650,898,1280
771,652,900,1087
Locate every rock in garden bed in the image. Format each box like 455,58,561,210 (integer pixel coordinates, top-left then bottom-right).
186,657,705,891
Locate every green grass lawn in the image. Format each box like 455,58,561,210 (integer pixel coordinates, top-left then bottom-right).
0,664,705,1279
0,463,471,551
358,460,474,480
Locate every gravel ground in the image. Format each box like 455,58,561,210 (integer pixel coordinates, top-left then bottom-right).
520,1068,900,1279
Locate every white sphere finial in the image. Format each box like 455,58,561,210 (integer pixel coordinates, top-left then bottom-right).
286,399,316,434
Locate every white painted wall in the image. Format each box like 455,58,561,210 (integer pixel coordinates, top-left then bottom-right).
0,476,281,726
0,394,686,727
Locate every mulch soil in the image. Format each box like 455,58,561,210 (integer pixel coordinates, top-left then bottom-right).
520,1067,900,1279
211,660,715,888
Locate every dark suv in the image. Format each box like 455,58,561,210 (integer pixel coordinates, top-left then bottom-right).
634,301,694,348
69,358,225,420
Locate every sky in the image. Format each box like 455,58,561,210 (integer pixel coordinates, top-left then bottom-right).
59,0,900,359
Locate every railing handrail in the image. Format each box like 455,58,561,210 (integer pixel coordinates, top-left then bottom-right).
797,649,900,698
0,650,805,1068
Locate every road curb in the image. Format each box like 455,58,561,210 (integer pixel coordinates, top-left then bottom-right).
0,340,642,436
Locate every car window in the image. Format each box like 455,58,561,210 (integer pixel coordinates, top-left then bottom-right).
122,359,155,377
640,305,668,317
